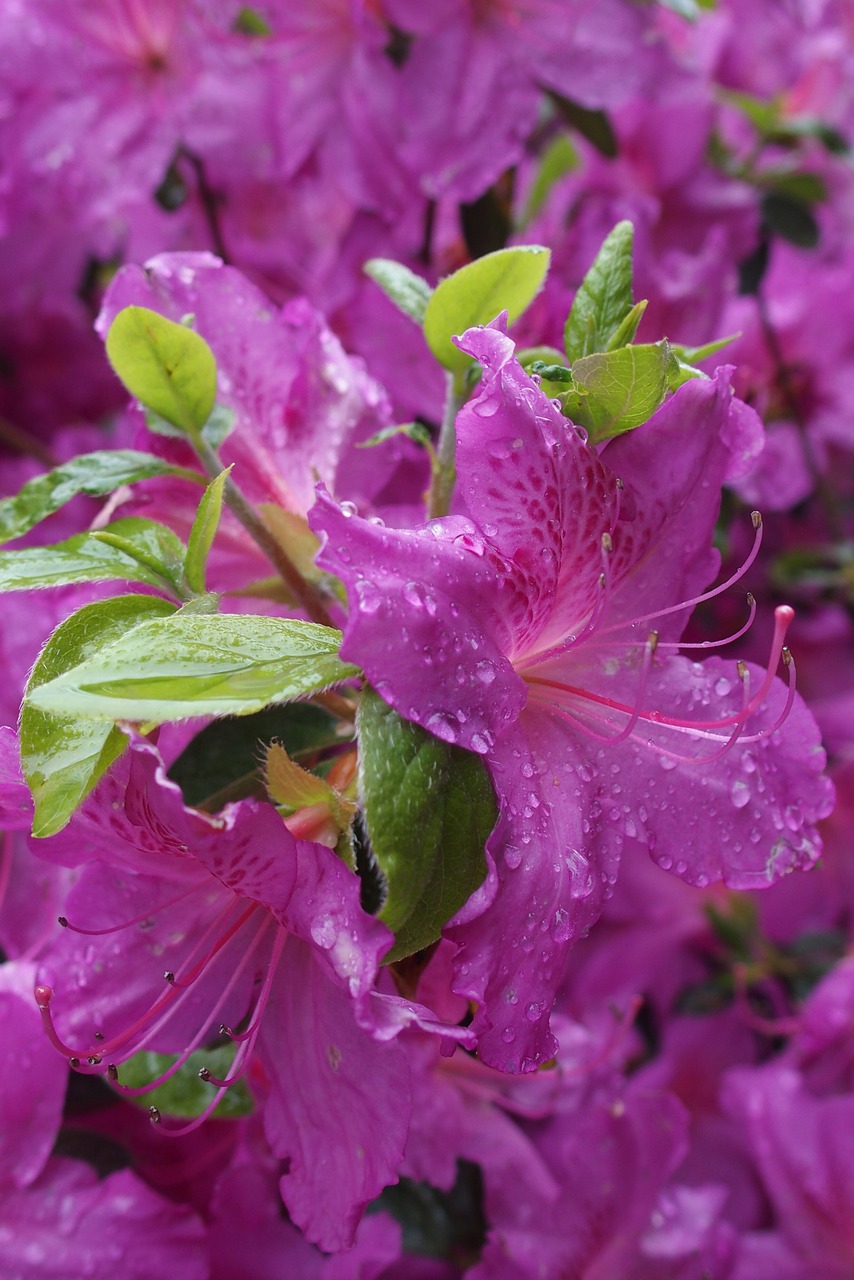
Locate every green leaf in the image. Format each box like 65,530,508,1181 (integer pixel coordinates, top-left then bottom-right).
27,614,360,723
185,467,231,595
357,687,495,962
550,95,618,158
233,6,272,35
669,333,740,365
105,306,217,436
0,450,204,547
759,169,827,204
516,345,567,372
654,0,715,18
116,1045,253,1118
668,332,741,389
761,192,820,248
423,246,551,373
168,703,339,809
606,299,648,350
356,422,434,452
21,594,177,836
201,403,237,448
562,340,678,444
90,517,188,596
519,133,579,226
0,518,188,595
564,221,635,362
364,259,433,326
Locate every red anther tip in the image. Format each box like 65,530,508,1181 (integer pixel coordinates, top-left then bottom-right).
198,1067,212,1081
34,984,53,1009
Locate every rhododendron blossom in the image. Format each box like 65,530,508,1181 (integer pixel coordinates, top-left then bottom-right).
312,319,833,1069
1,0,852,1268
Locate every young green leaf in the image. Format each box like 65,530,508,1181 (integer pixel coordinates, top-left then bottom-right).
21,594,177,836
184,467,232,595
168,703,338,809
564,220,635,362
760,192,820,248
27,614,360,723
364,259,433,326
519,133,579,226
116,1045,253,1118
358,687,495,962
423,246,551,372
356,422,434,452
550,95,618,158
0,450,204,547
105,306,217,435
606,298,648,350
562,340,678,444
201,403,237,448
669,333,740,366
0,518,188,595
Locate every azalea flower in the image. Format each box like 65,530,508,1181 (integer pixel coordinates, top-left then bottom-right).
0,958,208,1279
31,735,467,1249
311,319,834,1071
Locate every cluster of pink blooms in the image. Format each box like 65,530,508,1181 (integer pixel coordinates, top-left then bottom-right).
1,1,853,1276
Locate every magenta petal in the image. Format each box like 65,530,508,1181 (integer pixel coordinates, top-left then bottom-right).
0,962,67,1191
0,1161,207,1280
454,322,620,657
98,253,393,513
311,488,526,752
724,1064,854,1272
544,651,834,889
39,861,253,1055
470,1088,688,1279
601,370,758,643
447,719,617,1072
282,838,393,1002
0,728,33,831
258,938,410,1252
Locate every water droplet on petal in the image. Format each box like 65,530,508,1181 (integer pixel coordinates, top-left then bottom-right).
730,779,750,809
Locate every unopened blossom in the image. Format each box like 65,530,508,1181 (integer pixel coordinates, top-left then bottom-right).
311,319,833,1071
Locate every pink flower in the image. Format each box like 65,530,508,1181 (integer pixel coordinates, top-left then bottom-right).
311,319,833,1071
0,958,208,1278
32,736,466,1249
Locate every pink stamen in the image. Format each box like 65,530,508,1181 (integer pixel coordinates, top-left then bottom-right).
595,510,764,640
526,605,797,766
58,880,200,935
109,916,275,1097
35,899,263,1066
